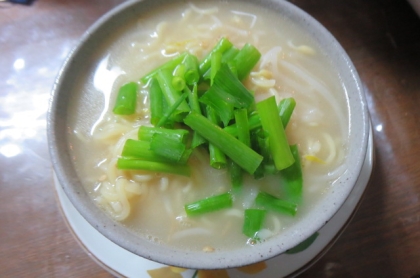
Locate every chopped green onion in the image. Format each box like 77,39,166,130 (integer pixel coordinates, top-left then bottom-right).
224,97,296,136
206,106,227,169
243,209,266,238
252,165,265,180
202,69,211,81
255,130,271,161
184,112,263,174
234,108,251,147
121,139,150,158
182,54,200,85
155,91,189,127
227,63,238,77
202,46,240,80
210,51,222,85
185,84,201,113
204,64,254,108
173,63,186,78
149,77,165,126
173,64,187,92
138,126,189,143
221,46,240,63
155,69,190,122
256,96,294,171
233,43,261,80
255,192,297,216
185,84,206,148
121,139,174,163
140,52,187,84
200,64,254,125
117,158,191,177
228,159,243,190
199,37,233,75
185,192,233,216
278,97,296,128
223,113,261,136
201,94,233,127
172,76,186,91
263,163,277,175
252,130,271,179
150,133,190,164
280,144,303,203
112,82,138,115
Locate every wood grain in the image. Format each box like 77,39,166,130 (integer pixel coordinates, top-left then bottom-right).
0,0,419,277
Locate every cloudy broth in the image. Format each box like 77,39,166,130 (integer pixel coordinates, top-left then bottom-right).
68,1,349,252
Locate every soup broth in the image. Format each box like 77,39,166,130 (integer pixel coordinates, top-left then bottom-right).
68,1,349,252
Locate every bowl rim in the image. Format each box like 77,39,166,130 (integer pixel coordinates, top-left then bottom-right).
47,0,370,269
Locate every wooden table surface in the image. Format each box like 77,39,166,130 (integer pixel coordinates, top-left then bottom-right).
1,0,419,277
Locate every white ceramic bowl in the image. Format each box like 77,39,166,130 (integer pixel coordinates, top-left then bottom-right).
48,0,369,270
